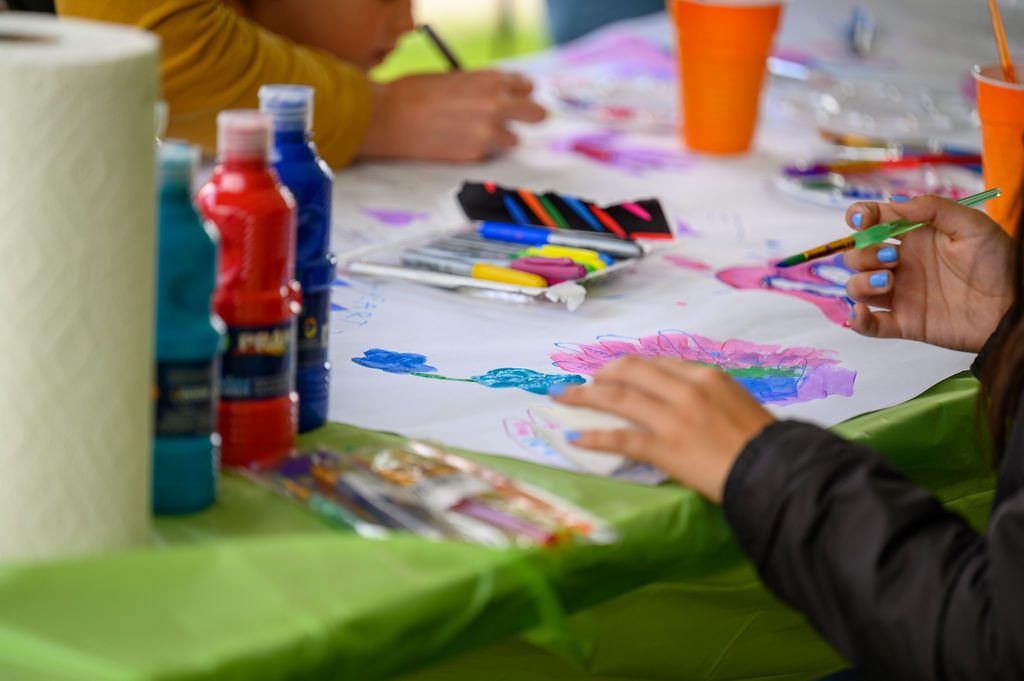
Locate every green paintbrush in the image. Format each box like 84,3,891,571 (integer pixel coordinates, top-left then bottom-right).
776,188,1002,268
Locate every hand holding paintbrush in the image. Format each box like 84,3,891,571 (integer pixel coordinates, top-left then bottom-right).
813,194,1014,352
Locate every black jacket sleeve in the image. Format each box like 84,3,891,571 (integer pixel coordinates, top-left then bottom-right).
723,421,1024,680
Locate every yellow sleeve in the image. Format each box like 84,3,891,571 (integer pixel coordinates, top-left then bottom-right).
56,0,372,168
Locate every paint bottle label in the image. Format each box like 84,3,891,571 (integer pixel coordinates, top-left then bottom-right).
155,359,219,437
297,289,330,369
221,321,296,401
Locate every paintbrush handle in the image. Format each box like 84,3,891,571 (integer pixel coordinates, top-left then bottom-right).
988,0,1019,83
853,188,1002,249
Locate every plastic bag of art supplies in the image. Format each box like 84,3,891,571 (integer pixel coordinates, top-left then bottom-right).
241,441,618,548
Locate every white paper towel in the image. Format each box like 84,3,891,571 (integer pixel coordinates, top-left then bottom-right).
0,14,159,562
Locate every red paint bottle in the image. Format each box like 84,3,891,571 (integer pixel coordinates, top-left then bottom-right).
197,111,300,467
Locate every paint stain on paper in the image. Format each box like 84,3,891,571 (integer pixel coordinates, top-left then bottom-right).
663,254,712,272
716,255,853,326
361,208,429,227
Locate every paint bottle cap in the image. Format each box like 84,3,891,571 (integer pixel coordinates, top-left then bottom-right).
216,110,271,162
157,139,198,189
258,84,314,134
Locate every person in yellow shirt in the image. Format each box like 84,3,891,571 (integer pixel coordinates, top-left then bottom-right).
56,0,547,168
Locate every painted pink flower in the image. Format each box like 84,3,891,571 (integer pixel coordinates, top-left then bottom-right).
550,331,856,406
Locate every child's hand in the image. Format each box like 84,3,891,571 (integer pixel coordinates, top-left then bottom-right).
360,70,547,162
844,196,1014,353
553,356,775,503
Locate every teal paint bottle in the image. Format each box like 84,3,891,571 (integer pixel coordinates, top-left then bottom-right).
153,141,225,514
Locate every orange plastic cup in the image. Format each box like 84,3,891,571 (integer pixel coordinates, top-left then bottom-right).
669,0,783,154
974,64,1024,234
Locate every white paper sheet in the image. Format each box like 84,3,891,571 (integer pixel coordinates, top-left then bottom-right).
324,0,993,481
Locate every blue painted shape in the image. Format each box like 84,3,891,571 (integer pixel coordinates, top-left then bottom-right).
735,375,800,402
471,368,586,395
352,349,438,375
330,303,348,312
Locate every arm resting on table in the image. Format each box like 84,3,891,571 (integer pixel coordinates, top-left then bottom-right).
723,421,1024,680
56,0,372,168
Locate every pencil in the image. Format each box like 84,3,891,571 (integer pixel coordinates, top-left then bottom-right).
987,0,1018,83
420,24,463,71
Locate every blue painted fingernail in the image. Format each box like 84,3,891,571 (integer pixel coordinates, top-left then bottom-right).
548,384,567,397
849,307,856,320
877,246,898,263
870,272,890,287
891,195,911,203
565,430,581,442
851,212,863,228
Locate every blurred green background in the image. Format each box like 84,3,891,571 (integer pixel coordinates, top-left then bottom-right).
371,0,550,81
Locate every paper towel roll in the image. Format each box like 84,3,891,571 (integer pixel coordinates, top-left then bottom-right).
0,14,159,562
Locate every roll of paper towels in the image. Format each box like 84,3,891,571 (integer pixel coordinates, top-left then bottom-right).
0,14,159,562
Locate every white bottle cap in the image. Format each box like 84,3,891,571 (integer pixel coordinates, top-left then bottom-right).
158,139,198,189
258,84,314,134
216,110,271,161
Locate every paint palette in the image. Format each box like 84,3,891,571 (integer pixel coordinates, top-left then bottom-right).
813,80,976,143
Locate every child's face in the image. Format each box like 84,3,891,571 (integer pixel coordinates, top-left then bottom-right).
248,0,415,71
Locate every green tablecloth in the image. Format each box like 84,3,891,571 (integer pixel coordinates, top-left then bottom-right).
0,373,994,681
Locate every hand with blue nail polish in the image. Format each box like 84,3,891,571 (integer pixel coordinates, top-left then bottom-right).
842,195,1013,352
869,272,889,288
877,246,898,263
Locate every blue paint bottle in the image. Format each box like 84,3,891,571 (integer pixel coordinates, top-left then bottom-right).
260,85,336,433
154,141,225,514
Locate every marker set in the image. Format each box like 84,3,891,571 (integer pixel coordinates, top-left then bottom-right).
456,181,674,241
341,222,647,309
242,442,617,547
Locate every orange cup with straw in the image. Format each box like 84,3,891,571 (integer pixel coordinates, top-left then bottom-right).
974,63,1024,234
669,0,783,154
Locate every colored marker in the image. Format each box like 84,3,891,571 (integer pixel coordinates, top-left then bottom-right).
413,247,587,284
519,245,607,270
777,188,1000,268
503,194,532,225
587,205,629,239
400,251,547,287
517,189,558,228
560,195,606,232
622,202,652,221
480,221,643,259
538,194,571,229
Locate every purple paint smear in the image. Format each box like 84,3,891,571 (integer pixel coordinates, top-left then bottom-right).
558,32,676,80
717,255,853,327
550,331,856,406
362,208,429,227
674,219,701,238
549,130,694,176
